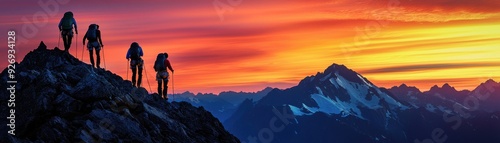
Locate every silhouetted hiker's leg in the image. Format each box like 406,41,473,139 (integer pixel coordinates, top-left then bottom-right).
158,80,163,97
137,67,143,87
96,49,101,68
89,49,95,67
132,67,137,87
163,79,169,97
62,32,69,51
67,34,73,50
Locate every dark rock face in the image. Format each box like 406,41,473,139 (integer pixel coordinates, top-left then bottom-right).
0,42,239,143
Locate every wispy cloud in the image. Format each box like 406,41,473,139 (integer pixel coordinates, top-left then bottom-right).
361,63,500,74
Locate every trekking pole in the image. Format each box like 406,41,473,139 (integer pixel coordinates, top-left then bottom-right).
126,59,129,80
76,33,79,60
75,42,78,60
172,72,175,101
58,31,61,50
81,41,85,62
73,33,77,60
143,62,153,93
81,47,84,62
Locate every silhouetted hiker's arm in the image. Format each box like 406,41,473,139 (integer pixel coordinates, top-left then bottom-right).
98,30,103,47
126,49,130,59
165,60,174,72
58,18,63,31
82,33,87,45
73,18,78,34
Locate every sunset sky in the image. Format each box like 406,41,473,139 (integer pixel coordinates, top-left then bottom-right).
1,0,500,94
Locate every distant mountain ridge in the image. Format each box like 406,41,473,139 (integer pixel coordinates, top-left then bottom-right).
388,79,500,112
173,87,273,122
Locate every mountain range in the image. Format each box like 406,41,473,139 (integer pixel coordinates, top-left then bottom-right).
216,64,500,143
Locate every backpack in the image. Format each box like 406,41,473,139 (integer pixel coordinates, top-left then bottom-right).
61,12,73,30
86,24,98,41
154,53,167,72
129,43,141,60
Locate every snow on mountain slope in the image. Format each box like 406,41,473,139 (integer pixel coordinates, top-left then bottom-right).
280,64,408,120
335,73,382,109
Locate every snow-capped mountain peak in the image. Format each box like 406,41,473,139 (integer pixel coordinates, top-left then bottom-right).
288,64,408,119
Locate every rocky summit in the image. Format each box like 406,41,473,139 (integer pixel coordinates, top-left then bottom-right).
0,42,240,143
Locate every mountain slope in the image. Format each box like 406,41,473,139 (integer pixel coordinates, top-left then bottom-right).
469,79,500,112
0,42,239,143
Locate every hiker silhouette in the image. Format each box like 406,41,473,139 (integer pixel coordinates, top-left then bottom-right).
154,53,174,99
83,24,104,68
58,11,78,52
126,42,144,87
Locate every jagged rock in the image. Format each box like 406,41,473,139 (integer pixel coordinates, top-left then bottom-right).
37,116,70,142
37,41,47,50
0,41,240,143
53,93,85,117
70,72,117,102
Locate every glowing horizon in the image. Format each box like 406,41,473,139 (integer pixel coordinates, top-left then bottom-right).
1,0,500,93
